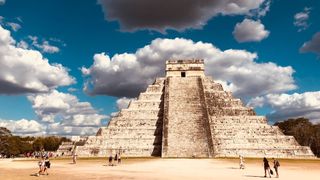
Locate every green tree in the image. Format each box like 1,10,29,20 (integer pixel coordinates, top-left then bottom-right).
275,118,320,157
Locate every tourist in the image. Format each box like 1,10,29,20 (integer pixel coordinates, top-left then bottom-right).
72,152,77,164
43,156,51,175
114,153,118,166
108,154,113,166
273,158,280,178
37,157,45,176
239,155,245,169
118,153,121,164
263,157,271,178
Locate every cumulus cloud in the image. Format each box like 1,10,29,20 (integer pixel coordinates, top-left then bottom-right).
27,90,108,126
17,40,29,49
82,38,296,99
116,97,134,110
67,87,77,92
233,19,270,42
248,0,271,18
0,119,45,136
294,7,311,32
0,90,108,136
249,92,320,124
98,0,266,32
46,123,100,136
300,32,320,55
28,36,60,53
0,25,74,94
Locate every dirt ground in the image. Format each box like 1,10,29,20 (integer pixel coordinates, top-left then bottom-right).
0,157,319,180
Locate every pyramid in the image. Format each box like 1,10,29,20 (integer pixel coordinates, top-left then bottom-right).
77,59,315,158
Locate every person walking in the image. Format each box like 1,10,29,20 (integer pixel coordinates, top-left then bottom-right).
263,157,271,178
72,152,77,164
273,158,280,178
43,156,51,175
118,153,121,164
37,157,45,176
114,153,118,166
239,155,245,169
108,154,113,166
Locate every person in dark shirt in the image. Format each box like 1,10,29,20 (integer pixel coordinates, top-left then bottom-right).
263,157,271,178
108,154,113,166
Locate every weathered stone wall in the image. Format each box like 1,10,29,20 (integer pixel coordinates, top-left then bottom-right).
56,142,75,156
166,59,205,77
77,78,165,157
201,77,315,158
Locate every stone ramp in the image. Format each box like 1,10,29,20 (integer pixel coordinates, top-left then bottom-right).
162,77,210,157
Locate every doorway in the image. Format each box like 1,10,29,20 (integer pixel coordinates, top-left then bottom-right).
181,72,186,77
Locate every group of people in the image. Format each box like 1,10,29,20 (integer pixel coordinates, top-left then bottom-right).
37,156,51,176
108,153,121,166
239,156,280,178
263,157,280,178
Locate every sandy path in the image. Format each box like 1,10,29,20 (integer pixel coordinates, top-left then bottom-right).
0,158,319,180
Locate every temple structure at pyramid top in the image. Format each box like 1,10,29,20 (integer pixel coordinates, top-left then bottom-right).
77,59,315,158
166,59,205,77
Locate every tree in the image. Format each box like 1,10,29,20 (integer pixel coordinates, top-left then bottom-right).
0,127,12,136
275,118,320,157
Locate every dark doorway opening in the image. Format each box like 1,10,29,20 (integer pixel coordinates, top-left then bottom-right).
181,72,186,77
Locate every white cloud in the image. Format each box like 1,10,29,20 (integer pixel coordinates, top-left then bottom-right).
249,92,320,124
0,25,75,94
0,0,5,5
0,119,45,136
47,123,99,136
294,7,311,32
82,38,296,99
116,97,134,110
0,90,109,136
7,22,21,32
99,0,266,32
67,87,77,92
248,0,271,18
233,19,270,43
27,90,108,126
28,36,60,53
17,40,29,49
300,32,320,55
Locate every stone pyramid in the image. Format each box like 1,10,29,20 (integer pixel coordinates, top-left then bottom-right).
77,60,315,158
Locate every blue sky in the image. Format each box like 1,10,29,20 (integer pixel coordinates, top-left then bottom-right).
0,0,320,136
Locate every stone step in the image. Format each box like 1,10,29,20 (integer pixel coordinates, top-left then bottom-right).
109,119,162,127
118,109,161,118
214,136,299,146
211,123,272,128
145,85,164,93
128,100,162,109
138,93,163,101
215,147,315,158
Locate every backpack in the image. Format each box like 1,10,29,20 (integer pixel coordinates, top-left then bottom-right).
45,161,51,168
